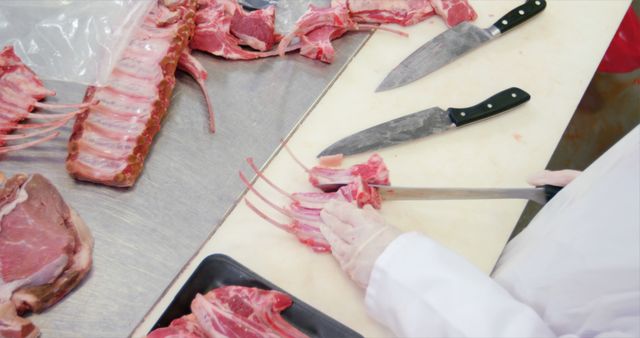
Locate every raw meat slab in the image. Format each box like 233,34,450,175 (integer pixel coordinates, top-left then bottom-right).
151,254,362,338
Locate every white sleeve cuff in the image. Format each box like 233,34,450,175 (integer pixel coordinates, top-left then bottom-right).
365,232,554,338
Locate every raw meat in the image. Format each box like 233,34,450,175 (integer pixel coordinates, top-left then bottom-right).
191,0,289,60
429,0,477,27
66,0,198,187
299,26,348,64
308,153,390,191
0,302,38,338
0,46,92,155
147,286,309,338
147,314,207,338
230,5,279,51
318,154,344,167
178,49,216,133
278,3,354,57
0,173,93,338
193,287,308,338
279,2,408,63
241,154,388,253
341,0,436,26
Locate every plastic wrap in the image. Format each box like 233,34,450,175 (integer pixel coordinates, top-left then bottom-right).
273,0,330,33
0,0,331,85
0,0,153,85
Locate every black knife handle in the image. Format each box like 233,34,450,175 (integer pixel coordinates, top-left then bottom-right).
448,87,531,126
493,0,547,34
543,184,562,202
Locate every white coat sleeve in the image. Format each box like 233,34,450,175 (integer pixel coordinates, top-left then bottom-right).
365,232,555,338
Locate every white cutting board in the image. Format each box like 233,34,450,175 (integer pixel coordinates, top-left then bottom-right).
134,1,630,336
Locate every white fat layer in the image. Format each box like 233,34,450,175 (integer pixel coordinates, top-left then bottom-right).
0,255,68,303
69,208,94,270
0,177,30,229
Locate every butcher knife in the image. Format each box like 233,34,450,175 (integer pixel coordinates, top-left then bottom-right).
317,87,530,157
371,184,561,205
376,0,547,92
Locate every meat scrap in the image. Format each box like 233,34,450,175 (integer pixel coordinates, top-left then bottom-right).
429,0,478,27
231,4,280,52
340,0,436,26
340,0,476,27
279,2,410,63
299,26,348,64
190,0,287,60
178,49,216,133
293,0,476,62
0,302,38,338
0,46,93,155
66,0,198,187
278,4,354,57
147,286,309,338
0,173,93,338
241,154,389,253
147,313,206,338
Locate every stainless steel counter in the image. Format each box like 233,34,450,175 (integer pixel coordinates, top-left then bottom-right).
1,34,370,337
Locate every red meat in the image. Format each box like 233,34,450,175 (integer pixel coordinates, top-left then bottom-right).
0,174,93,338
66,0,198,187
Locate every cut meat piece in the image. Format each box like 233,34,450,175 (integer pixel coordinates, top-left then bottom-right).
192,287,309,338
0,47,54,101
147,314,206,338
66,0,198,187
191,0,290,60
429,0,477,27
0,173,93,338
230,5,278,51
178,49,216,133
0,46,90,155
241,153,388,253
278,3,354,57
281,2,408,63
0,302,38,338
299,26,348,64
336,0,475,27
148,286,309,338
318,153,344,167
341,0,436,26
308,153,390,191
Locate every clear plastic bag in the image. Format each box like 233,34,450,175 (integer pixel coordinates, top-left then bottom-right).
274,0,330,33
0,0,330,85
0,0,153,85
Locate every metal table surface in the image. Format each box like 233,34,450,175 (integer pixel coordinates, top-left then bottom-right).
1,33,370,337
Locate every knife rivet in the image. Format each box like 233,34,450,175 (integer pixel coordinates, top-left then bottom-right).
512,93,517,97
487,103,493,108
460,112,466,117
502,19,508,25
519,10,525,15
535,0,541,5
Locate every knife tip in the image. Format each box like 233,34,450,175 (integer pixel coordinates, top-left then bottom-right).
375,84,390,93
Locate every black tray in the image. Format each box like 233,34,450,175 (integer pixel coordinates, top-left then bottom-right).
151,254,363,338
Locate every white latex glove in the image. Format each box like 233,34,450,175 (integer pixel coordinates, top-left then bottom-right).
527,169,581,187
320,199,401,289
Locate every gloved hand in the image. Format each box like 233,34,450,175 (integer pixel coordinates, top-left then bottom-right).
320,199,401,289
527,169,581,187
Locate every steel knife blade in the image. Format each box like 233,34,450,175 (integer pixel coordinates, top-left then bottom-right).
318,87,530,157
376,0,547,92
372,184,561,205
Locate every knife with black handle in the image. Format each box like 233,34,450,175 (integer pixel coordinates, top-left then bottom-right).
494,0,548,34
318,87,531,157
377,0,547,92
449,87,531,126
